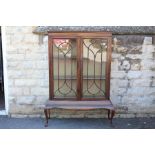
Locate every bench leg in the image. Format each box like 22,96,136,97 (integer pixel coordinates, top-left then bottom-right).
44,109,48,127
108,109,110,120
48,109,50,119
110,110,115,124
107,110,115,124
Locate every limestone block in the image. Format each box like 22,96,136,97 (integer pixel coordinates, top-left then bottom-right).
141,60,155,70
10,34,25,44
36,44,48,53
127,87,155,96
8,79,14,87
152,79,155,86
43,36,48,43
119,80,129,88
7,61,20,69
111,71,126,79
21,27,35,33
39,79,49,87
23,88,30,95
8,70,26,79
127,71,142,79
34,96,48,104
111,53,121,59
116,46,128,53
121,95,140,105
25,70,46,79
126,88,145,96
7,50,19,54
136,96,154,105
35,60,48,69
114,35,144,45
148,88,155,96
15,79,38,87
153,52,155,59
9,103,43,115
143,37,152,45
111,59,119,71
110,95,122,105
131,64,141,71
22,61,36,69
25,53,47,61
24,34,39,44
126,54,142,59
116,88,127,95
16,96,36,104
142,45,154,54
30,87,49,96
6,26,34,34
141,71,155,78
8,96,16,104
44,70,49,79
129,46,142,54
7,54,25,61
110,79,118,88
130,79,151,87
111,79,129,88
10,114,28,118
9,87,23,96
8,43,40,51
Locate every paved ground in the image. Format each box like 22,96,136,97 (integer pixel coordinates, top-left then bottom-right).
0,116,155,129
0,93,5,110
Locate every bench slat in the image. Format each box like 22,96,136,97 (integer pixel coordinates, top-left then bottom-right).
45,100,114,110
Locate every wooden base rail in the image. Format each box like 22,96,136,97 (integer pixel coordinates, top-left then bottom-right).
44,100,115,127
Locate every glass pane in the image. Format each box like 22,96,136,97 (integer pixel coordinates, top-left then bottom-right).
53,39,77,98
82,38,108,98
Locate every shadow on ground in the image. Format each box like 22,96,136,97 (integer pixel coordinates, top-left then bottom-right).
0,116,155,129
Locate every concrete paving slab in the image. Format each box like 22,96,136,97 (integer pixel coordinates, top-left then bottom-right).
0,116,155,129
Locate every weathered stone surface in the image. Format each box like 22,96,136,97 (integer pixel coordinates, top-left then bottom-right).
119,60,131,72
143,37,152,45
130,59,141,71
33,26,155,35
113,35,145,45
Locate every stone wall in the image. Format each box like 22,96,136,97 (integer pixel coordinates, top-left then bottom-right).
6,26,49,116
5,26,155,117
111,35,155,117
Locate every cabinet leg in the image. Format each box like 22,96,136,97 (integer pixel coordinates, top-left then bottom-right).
108,110,110,119
44,109,48,127
48,109,50,119
110,110,115,124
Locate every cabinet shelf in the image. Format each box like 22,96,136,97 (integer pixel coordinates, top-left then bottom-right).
54,76,106,80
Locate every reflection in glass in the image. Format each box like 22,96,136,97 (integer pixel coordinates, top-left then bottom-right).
82,39,108,98
53,39,77,98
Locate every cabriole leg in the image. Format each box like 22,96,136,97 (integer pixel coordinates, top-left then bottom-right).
48,109,51,119
108,109,110,119
44,109,48,127
110,110,115,124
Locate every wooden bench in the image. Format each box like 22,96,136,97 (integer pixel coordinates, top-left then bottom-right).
44,100,115,127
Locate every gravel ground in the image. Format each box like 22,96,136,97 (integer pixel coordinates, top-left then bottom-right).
0,116,155,129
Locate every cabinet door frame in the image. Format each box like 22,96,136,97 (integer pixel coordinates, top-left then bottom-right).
48,32,112,100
